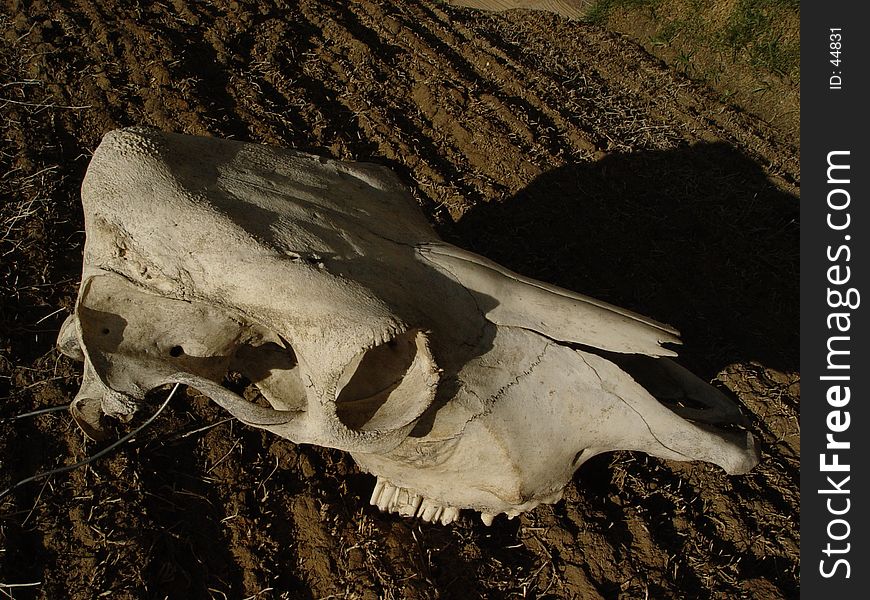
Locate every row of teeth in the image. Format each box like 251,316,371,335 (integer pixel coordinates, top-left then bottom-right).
370,477,501,526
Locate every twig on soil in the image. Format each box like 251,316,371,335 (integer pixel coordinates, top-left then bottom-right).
207,588,229,600
0,80,42,87
158,416,233,444
205,437,242,474
35,306,65,324
21,477,51,527
0,404,67,421
0,581,42,600
0,97,92,110
256,456,280,499
0,384,180,501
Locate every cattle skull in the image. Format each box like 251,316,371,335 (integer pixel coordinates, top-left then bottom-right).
58,127,758,525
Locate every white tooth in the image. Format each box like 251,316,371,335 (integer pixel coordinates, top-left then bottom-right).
387,487,405,512
377,482,395,512
432,506,444,522
370,479,387,506
397,492,423,517
386,485,402,512
440,506,459,525
421,502,439,522
481,512,495,526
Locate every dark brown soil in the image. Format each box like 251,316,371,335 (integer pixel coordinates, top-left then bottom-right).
1,1,798,598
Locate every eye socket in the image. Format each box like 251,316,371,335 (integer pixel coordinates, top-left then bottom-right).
335,329,437,432
169,345,184,357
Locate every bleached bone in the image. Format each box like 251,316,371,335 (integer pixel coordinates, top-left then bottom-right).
58,128,758,526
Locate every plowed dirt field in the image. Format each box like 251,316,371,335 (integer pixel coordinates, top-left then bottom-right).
1,1,799,598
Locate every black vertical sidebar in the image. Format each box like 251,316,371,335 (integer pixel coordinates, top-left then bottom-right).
801,3,868,597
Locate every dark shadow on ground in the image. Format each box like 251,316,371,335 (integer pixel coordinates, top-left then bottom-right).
441,143,799,376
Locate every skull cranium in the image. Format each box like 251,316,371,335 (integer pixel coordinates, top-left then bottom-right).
58,128,758,525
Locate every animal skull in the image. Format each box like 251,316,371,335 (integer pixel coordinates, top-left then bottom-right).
58,128,758,525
